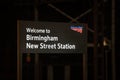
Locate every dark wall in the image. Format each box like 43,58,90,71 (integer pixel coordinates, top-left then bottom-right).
1,5,16,80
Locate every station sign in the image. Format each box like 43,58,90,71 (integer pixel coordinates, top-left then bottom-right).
17,20,87,54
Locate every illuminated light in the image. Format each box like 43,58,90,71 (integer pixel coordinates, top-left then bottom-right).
103,37,109,46
26,53,31,63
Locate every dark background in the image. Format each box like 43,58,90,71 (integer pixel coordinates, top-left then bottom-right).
1,0,120,80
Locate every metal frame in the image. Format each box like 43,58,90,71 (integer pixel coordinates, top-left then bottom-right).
17,0,116,80
111,0,116,80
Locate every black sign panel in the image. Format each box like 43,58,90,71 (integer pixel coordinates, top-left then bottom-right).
17,20,87,54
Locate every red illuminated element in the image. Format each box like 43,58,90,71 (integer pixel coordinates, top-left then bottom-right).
26,54,31,63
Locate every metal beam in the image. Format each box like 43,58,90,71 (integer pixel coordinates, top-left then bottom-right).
64,65,71,80
48,3,94,33
34,0,40,80
47,65,53,80
93,0,98,80
111,0,116,80
48,4,77,21
70,9,92,22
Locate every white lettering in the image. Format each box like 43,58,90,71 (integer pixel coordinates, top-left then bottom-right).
57,43,75,49
26,28,45,33
26,34,58,42
26,43,39,49
39,43,56,49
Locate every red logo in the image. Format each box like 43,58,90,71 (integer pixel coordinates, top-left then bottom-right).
70,26,83,33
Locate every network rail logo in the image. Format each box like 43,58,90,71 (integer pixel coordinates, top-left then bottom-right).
70,26,83,33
